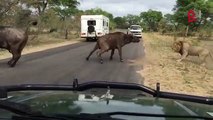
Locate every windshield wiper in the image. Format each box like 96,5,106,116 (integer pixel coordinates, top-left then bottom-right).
12,113,124,120
1,80,213,105
8,112,213,120
53,112,213,120
0,100,41,116
0,100,122,120
12,114,124,120
9,111,213,120
0,100,62,120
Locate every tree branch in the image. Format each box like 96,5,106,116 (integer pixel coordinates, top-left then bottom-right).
0,0,20,17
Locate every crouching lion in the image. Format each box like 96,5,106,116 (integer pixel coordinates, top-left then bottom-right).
172,41,213,66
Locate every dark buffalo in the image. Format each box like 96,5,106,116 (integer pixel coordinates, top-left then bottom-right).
86,32,141,63
0,22,37,67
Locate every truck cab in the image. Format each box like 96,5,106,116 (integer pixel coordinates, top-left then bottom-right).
128,25,143,38
81,15,109,41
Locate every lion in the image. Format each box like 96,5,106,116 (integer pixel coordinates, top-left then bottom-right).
172,40,213,66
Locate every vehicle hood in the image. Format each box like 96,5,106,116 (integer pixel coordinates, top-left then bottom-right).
1,91,213,119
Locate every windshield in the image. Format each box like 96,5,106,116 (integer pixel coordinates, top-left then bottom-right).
130,25,141,30
3,89,212,120
87,20,96,26
0,0,213,119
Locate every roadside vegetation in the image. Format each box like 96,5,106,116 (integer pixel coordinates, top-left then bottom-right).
1,0,212,41
139,33,213,97
1,0,212,43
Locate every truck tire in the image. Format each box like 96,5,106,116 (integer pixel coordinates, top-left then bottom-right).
88,26,95,33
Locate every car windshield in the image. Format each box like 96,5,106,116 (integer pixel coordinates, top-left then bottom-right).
87,20,96,26
2,87,212,119
130,25,141,30
0,0,213,119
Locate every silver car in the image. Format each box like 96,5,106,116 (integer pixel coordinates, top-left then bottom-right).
128,25,143,38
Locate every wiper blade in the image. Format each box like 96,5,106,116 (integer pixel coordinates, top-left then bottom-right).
50,113,124,120
1,81,213,105
55,112,213,120
12,113,124,120
11,111,213,120
0,100,66,120
0,100,122,120
12,115,64,120
0,100,41,116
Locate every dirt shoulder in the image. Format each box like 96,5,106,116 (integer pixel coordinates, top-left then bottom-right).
0,34,82,60
138,33,213,97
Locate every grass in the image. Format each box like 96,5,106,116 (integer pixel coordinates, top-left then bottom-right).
138,33,213,97
27,32,80,47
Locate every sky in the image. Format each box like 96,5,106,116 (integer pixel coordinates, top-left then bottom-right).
78,0,177,17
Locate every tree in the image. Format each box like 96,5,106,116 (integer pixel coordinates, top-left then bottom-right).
158,17,176,35
52,0,79,39
15,9,32,27
0,0,20,25
173,0,212,36
84,8,113,20
164,14,178,30
0,0,19,17
208,0,213,21
123,14,141,26
20,0,49,15
114,17,127,29
158,18,167,34
84,8,116,30
19,0,79,39
52,0,79,20
140,9,163,31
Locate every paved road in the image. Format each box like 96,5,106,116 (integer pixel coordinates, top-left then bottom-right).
0,40,145,85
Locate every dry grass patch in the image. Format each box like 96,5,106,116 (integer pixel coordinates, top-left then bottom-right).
138,33,213,97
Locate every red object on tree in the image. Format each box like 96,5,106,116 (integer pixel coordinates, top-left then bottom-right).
188,9,197,23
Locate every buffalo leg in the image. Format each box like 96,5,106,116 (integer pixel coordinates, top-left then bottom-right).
118,47,123,62
18,39,27,53
7,59,13,65
8,48,21,67
110,49,115,60
7,49,14,65
97,49,108,64
7,49,13,65
7,40,26,67
86,43,98,61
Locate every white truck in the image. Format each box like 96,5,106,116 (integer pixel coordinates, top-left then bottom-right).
127,25,143,38
80,15,109,41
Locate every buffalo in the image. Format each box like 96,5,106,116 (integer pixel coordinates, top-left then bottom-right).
0,21,37,67
86,32,141,63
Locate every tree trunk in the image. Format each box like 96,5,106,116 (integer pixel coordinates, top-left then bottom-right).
174,24,178,31
194,18,203,32
34,17,43,40
173,32,177,41
185,25,189,37
65,28,68,39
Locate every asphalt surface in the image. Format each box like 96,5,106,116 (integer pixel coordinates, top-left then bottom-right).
0,40,145,85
